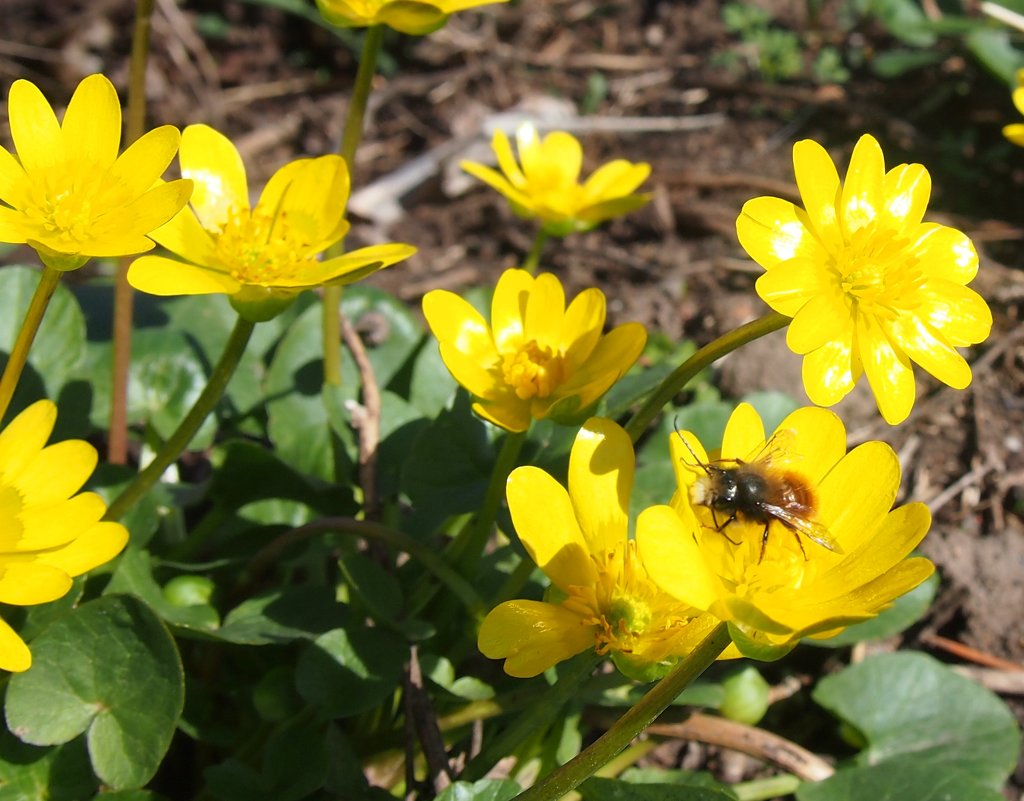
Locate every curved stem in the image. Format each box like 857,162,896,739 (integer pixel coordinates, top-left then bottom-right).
521,229,549,276
624,312,789,443
105,316,255,521
511,622,731,801
323,25,385,387
0,266,61,422
109,0,156,464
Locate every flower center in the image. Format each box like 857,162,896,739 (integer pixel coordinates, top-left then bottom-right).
834,228,924,316
501,340,564,400
215,208,317,286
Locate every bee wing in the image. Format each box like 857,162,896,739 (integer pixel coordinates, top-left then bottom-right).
748,428,801,469
760,503,845,554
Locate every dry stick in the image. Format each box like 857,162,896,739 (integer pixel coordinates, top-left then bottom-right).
920,632,1024,673
339,313,381,522
404,645,455,796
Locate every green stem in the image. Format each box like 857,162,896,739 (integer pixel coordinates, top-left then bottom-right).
462,651,600,782
491,554,537,606
105,316,255,521
521,229,549,275
512,623,731,801
323,25,384,388
0,266,61,422
109,0,156,465
624,312,788,443
733,774,801,801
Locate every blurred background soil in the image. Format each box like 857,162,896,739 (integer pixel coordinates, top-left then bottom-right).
2,0,1024,770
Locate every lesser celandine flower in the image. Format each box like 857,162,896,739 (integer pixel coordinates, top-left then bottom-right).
128,125,416,321
423,268,646,432
0,400,129,671
737,134,992,425
1002,69,1024,146
0,74,192,271
478,418,720,679
316,0,507,35
639,403,934,659
462,124,651,236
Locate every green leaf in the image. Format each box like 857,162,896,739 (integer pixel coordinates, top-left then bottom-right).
741,391,799,434
409,337,457,417
870,48,943,78
0,728,95,801
808,572,938,647
295,626,407,717
105,548,220,632
5,595,184,789
435,779,522,801
337,549,404,623
341,285,424,390
580,776,737,801
965,28,1024,84
216,587,349,645
803,652,1021,800
865,0,936,46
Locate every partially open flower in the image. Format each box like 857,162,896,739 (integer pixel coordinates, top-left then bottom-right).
0,401,129,671
423,268,646,432
478,418,719,678
128,124,415,321
737,134,991,425
1002,69,1024,147
0,74,191,271
639,403,934,659
316,0,507,35
462,124,651,236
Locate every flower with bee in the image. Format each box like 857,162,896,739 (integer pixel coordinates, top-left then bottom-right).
638,403,934,659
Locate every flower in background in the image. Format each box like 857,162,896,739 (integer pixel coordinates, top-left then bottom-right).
639,403,934,659
0,74,191,271
128,124,415,322
423,268,646,432
316,0,507,35
478,418,720,678
462,124,651,236
0,401,129,671
1002,69,1024,147
737,134,991,425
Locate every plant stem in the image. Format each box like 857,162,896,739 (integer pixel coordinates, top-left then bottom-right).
733,774,801,801
105,316,255,521
462,651,600,781
323,25,384,388
0,266,61,422
109,0,156,464
511,623,731,801
521,229,549,275
624,312,789,442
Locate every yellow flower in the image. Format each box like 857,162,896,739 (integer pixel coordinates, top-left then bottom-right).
1002,69,1024,147
0,74,192,271
639,403,934,659
127,124,416,321
478,418,719,678
422,268,646,432
461,124,651,236
0,400,129,672
737,134,992,425
316,0,506,34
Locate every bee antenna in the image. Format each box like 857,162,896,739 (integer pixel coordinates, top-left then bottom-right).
672,421,712,475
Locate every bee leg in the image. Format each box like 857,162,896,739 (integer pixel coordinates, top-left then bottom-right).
791,530,809,561
711,511,742,546
758,525,769,563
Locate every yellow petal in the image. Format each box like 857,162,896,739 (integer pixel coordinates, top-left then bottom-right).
378,3,449,34
787,291,852,355
792,138,841,251
301,243,416,288
61,74,120,171
13,440,96,505
524,273,565,351
911,223,979,284
918,282,992,349
0,401,54,483
560,288,605,366
817,440,900,554
882,163,930,230
555,323,646,408
840,134,884,237
534,131,583,186
472,397,531,432
721,402,765,461
262,156,349,248
423,289,496,363
507,465,597,591
16,493,106,552
438,344,502,401
8,79,61,173
478,600,593,678
128,255,240,296
636,505,720,611
0,615,31,671
886,314,971,389
107,125,182,201
857,314,915,425
0,207,26,244
33,521,128,576
85,179,195,257
577,194,651,226
180,124,249,232
802,329,860,407
491,128,525,186
1004,123,1024,147
461,161,525,206
0,145,29,211
774,406,846,484
568,418,631,556
754,256,829,317
150,206,218,267
0,562,72,605
491,269,531,352
736,197,823,270
581,160,650,202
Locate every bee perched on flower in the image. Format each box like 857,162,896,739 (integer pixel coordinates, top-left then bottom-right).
316,0,507,35
478,418,720,678
737,134,992,425
0,74,192,272
422,268,646,432
127,124,415,322
639,403,934,659
462,124,651,237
